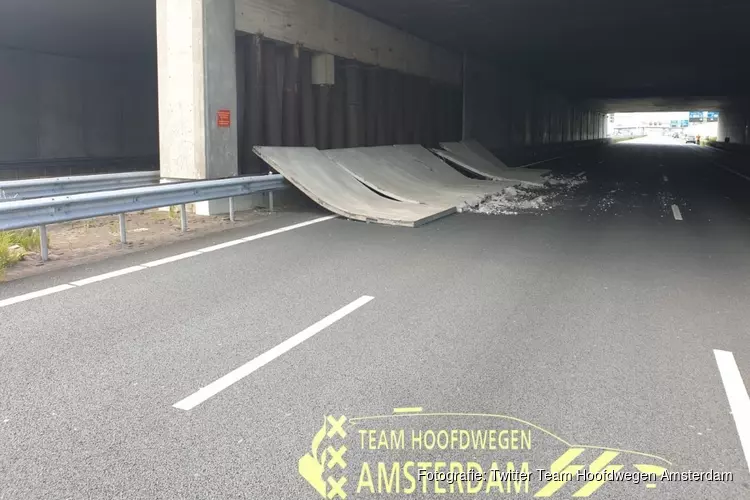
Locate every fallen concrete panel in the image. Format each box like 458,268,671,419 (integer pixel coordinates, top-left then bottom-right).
392,144,505,187
253,146,454,227
463,139,511,169
432,149,547,186
324,148,509,208
453,140,511,169
380,145,505,189
440,141,550,175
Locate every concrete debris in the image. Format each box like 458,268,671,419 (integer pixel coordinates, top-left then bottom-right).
458,173,587,216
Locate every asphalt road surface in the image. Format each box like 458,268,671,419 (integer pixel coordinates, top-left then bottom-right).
1,138,749,499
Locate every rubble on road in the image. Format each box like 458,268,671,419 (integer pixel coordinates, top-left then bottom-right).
458,173,587,215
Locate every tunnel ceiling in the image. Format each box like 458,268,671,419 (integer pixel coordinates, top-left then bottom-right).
333,0,750,109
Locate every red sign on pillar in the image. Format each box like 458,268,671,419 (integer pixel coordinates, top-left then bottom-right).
217,109,231,128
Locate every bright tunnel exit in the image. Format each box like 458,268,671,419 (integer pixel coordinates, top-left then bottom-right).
608,111,720,146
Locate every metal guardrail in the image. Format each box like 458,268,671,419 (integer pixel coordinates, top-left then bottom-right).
0,171,160,201
0,174,286,261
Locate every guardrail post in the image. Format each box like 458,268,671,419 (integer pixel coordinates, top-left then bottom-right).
180,204,188,233
118,213,127,244
229,197,235,222
39,225,48,262
268,171,274,212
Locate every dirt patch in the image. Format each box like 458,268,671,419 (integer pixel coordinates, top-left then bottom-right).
2,208,282,282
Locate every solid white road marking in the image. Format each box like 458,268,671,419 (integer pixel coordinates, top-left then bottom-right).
240,216,336,242
143,251,203,268
196,239,247,253
173,295,374,411
0,216,337,309
671,204,683,221
70,266,145,286
714,162,750,182
714,350,750,472
0,284,76,308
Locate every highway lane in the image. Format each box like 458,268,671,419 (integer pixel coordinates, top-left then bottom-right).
1,141,749,499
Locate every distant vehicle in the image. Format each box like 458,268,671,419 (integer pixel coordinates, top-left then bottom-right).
685,134,696,144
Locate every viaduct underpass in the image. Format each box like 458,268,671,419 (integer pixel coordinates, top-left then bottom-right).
2,1,750,499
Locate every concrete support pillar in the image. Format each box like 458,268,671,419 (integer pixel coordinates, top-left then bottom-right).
156,0,238,214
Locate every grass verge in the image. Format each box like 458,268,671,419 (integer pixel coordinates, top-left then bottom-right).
0,229,42,274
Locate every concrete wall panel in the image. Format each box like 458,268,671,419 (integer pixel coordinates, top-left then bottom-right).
38,54,86,158
82,64,122,157
122,67,159,156
235,0,462,85
0,47,158,163
0,50,38,161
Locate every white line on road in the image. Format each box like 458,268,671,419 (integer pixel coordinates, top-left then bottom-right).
0,284,76,308
70,266,145,286
713,350,750,472
671,204,683,221
173,295,374,411
663,175,669,182
142,251,203,268
0,215,337,309
714,162,750,183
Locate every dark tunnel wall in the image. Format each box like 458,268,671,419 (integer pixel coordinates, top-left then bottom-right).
462,56,606,151
235,34,463,174
718,104,750,145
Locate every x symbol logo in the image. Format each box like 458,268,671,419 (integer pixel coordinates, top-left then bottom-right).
327,416,347,439
327,476,347,499
327,445,347,470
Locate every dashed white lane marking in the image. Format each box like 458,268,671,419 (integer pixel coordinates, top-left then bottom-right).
671,204,683,221
143,251,203,268
663,175,669,182
71,266,145,286
173,295,375,411
0,216,337,309
714,350,750,472
0,284,76,308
